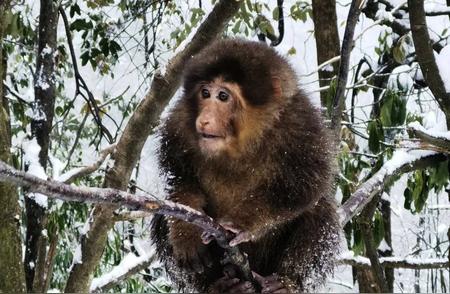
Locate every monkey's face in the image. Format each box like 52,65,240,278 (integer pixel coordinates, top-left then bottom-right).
195,78,241,157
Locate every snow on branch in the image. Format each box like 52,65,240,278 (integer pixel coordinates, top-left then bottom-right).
57,144,116,184
0,160,254,283
408,122,450,151
338,150,446,226
339,254,449,269
90,252,156,293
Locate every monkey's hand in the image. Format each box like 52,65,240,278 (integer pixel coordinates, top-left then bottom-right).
219,221,254,246
253,272,289,293
168,219,212,273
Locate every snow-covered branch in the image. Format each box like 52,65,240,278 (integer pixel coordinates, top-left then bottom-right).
57,144,116,184
90,253,156,293
338,150,446,226
339,255,449,269
408,122,450,151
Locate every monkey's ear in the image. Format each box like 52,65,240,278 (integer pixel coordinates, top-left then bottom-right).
272,76,282,99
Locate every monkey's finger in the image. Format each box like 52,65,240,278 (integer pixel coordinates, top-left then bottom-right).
272,288,289,293
262,283,286,294
229,231,252,246
219,221,242,234
213,277,240,291
252,271,266,285
200,231,214,244
228,281,255,293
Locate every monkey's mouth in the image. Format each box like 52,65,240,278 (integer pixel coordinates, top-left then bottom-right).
199,133,223,139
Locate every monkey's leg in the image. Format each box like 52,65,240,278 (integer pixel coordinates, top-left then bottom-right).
253,272,289,293
210,264,256,293
167,189,213,272
276,198,340,292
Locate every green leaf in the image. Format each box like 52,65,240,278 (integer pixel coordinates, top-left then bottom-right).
373,210,385,247
70,4,81,18
272,7,280,21
368,120,382,153
287,47,296,55
429,160,449,191
80,51,90,66
403,187,412,210
70,19,93,31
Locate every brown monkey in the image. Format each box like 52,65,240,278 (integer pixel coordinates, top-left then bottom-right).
151,39,340,292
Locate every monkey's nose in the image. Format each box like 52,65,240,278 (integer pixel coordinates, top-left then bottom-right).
199,120,210,127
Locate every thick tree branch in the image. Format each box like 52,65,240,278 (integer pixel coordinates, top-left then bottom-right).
358,196,389,293
338,150,446,226
312,0,341,108
65,1,242,292
331,0,365,131
408,0,450,126
0,160,255,284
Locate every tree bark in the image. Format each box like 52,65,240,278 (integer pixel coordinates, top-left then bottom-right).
0,0,27,291
311,0,340,109
24,0,58,291
64,1,241,292
408,0,450,127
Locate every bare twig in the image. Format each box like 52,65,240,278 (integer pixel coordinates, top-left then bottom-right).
59,6,113,144
58,144,116,184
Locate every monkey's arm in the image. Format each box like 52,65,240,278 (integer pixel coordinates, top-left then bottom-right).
220,189,319,246
167,188,213,271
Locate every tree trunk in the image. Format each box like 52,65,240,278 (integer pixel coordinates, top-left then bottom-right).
0,0,27,291
24,0,58,291
311,0,341,110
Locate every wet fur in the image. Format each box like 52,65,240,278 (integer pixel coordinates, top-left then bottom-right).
151,39,340,292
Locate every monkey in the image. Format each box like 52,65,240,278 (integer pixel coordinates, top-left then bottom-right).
151,38,340,293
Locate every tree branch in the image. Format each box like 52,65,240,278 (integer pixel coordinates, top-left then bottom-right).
339,256,450,269
331,0,365,131
408,0,450,126
408,123,450,152
90,253,156,293
0,159,255,284
338,150,446,226
358,195,389,293
59,6,113,143
57,144,116,184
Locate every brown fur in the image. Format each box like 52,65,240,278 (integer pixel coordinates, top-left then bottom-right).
151,38,340,292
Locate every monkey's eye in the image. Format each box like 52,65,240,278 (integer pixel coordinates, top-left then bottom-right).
217,91,229,102
201,88,210,99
